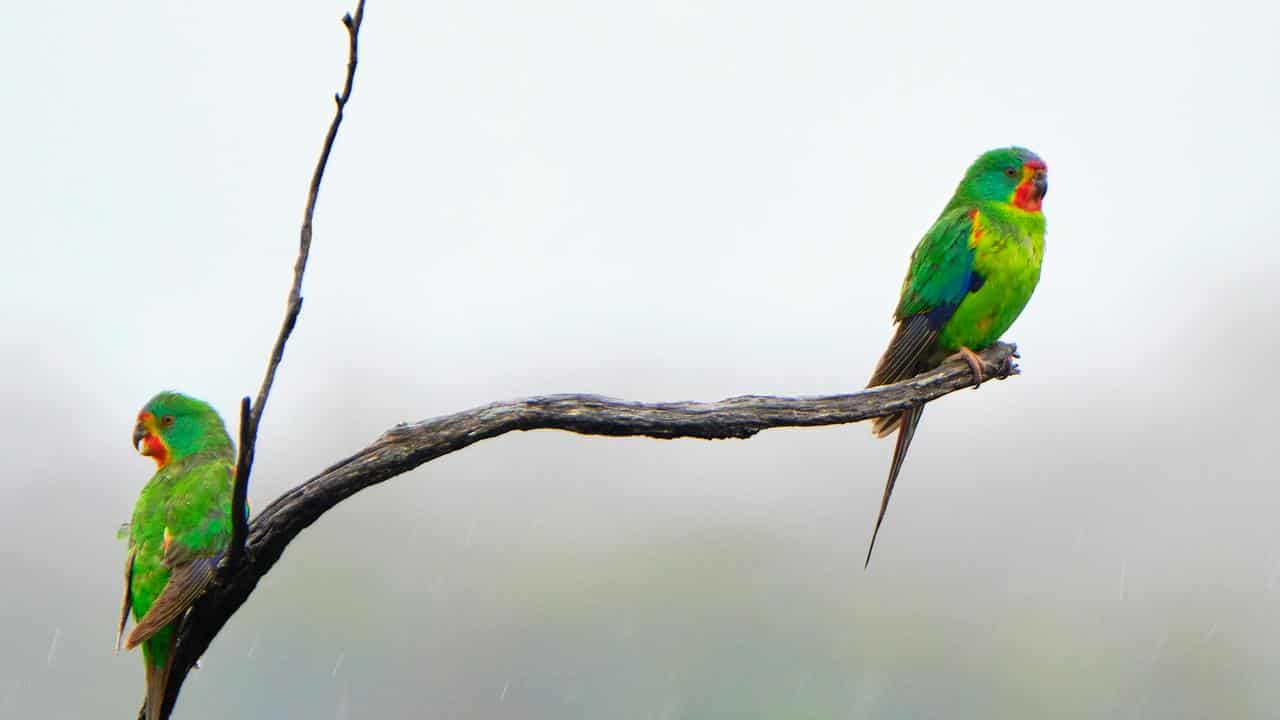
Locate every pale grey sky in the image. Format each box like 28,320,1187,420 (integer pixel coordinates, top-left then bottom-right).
4,1,1279,717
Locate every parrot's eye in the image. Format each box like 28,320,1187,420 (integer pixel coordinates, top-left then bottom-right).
1003,167,1018,178
161,415,175,427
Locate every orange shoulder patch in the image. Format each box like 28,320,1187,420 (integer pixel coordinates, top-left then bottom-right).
968,210,985,248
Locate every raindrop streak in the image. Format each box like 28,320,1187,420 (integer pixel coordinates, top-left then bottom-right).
247,632,260,658
46,627,61,667
332,652,345,678
1119,560,1128,602
499,680,509,702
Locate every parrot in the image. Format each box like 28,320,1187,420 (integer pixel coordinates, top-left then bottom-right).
117,392,235,720
863,146,1047,567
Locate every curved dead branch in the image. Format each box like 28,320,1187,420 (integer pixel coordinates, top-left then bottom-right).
155,342,1017,717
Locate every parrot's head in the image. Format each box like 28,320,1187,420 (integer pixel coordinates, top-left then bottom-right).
132,392,233,468
956,147,1048,213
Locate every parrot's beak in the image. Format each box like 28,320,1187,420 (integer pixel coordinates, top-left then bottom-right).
132,421,147,452
133,412,155,453
1019,162,1048,202
132,411,170,467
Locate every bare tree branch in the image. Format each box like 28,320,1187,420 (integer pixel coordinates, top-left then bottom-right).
153,342,1018,718
227,0,365,570
251,341,1017,540
227,396,251,563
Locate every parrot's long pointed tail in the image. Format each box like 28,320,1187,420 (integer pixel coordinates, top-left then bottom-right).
865,405,923,569
143,635,177,720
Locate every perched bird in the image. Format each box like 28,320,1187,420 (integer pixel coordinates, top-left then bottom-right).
117,392,235,720
864,147,1047,567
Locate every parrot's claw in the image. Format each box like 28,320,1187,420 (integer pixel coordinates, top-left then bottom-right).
948,346,985,388
997,355,1015,378
997,345,1021,378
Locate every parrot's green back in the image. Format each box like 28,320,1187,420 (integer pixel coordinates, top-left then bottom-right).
120,392,235,720
864,147,1048,566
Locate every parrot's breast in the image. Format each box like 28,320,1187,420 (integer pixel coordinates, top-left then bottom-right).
937,213,1043,352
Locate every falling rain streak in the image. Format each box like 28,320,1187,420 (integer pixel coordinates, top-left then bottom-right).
46,628,60,667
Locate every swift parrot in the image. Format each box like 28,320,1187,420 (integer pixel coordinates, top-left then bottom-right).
864,147,1047,567
118,392,235,719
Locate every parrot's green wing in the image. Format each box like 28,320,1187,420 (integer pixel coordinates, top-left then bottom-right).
126,557,219,648
126,460,233,649
869,207,979,389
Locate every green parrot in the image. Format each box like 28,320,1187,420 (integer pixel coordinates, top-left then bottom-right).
117,392,235,720
864,146,1047,567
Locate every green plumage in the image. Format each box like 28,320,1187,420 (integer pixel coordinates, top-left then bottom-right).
118,392,235,720
864,147,1048,566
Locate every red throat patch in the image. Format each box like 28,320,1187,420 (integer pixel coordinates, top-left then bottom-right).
1012,182,1041,212
141,432,170,467
1011,162,1046,212
1011,159,1047,212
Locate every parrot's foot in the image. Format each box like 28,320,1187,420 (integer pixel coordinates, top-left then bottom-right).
997,351,1019,377
948,346,985,388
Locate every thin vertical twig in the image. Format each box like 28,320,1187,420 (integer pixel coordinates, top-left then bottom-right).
224,0,365,570
140,4,367,718
227,397,252,558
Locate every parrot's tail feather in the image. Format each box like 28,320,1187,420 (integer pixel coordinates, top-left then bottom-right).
143,634,176,720
865,405,923,568
871,412,901,438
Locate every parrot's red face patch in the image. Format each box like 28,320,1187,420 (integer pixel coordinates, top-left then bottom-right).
140,434,170,467
1011,160,1048,212
133,411,171,468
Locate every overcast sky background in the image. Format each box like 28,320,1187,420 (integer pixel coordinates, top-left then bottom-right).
4,1,1280,717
